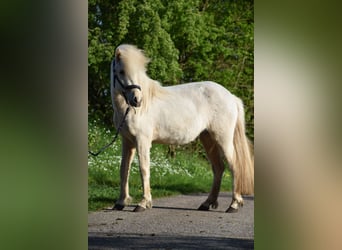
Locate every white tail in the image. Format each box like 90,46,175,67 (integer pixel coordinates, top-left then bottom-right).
233,98,254,195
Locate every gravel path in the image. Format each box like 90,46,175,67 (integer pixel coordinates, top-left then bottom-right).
88,192,254,249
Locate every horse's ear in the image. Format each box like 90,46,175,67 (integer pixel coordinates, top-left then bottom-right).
115,49,121,61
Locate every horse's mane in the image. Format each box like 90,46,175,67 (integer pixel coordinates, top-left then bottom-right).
117,44,169,111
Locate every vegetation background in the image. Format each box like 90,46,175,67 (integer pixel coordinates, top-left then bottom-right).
88,0,253,210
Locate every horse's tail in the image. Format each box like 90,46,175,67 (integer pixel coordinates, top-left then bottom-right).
233,97,254,195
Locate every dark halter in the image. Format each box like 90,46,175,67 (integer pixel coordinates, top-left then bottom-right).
88,60,141,157
112,60,141,105
112,60,141,92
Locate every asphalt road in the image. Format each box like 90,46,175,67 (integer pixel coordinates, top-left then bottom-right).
88,192,254,249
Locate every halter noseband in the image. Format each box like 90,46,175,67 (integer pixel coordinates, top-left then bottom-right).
112,60,141,92
112,60,142,106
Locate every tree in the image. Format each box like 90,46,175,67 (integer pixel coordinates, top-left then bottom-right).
88,0,254,139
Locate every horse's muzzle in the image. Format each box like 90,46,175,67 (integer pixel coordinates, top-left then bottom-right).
130,96,142,107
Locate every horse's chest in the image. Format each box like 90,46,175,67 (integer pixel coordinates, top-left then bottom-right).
120,117,152,140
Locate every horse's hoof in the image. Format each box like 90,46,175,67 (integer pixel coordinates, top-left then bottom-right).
133,205,146,212
198,204,209,211
113,204,125,210
211,201,219,209
226,206,239,213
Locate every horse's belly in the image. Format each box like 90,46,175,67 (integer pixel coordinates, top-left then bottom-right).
153,121,204,145
154,132,199,145
157,134,198,145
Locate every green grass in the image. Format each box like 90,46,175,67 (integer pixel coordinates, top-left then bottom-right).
88,118,232,211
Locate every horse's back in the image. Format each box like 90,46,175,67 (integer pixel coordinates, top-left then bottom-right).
167,80,231,95
165,81,237,109
171,81,239,132
150,81,238,144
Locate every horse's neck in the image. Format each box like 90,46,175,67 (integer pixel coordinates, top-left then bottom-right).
145,78,167,98
111,76,164,114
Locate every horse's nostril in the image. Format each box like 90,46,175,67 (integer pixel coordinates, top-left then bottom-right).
131,97,141,107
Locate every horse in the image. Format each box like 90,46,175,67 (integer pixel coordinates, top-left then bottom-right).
110,44,254,212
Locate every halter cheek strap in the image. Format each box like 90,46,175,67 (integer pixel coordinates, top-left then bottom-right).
112,60,141,105
112,60,141,91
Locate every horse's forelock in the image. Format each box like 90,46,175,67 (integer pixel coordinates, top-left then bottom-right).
116,44,149,73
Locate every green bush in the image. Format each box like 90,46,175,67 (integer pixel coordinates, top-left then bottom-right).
88,0,254,140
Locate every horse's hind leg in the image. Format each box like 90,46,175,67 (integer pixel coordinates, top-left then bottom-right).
220,138,244,213
198,131,225,211
113,137,135,210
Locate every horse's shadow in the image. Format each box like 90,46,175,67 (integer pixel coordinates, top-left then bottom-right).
150,194,254,212
102,194,254,213
152,205,200,211
102,205,199,212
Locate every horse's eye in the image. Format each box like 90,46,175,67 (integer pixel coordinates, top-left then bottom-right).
119,70,125,75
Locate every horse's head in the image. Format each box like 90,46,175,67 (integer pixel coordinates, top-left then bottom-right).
112,45,149,108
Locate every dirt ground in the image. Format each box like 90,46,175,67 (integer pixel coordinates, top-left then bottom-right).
88,192,254,249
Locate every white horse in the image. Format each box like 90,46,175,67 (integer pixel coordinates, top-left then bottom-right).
110,44,254,212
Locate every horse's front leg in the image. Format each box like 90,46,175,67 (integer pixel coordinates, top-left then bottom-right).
134,138,152,212
113,137,136,210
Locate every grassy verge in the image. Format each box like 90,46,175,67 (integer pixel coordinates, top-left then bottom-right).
88,118,232,211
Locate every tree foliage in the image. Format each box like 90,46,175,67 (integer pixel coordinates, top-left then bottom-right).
88,0,254,139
